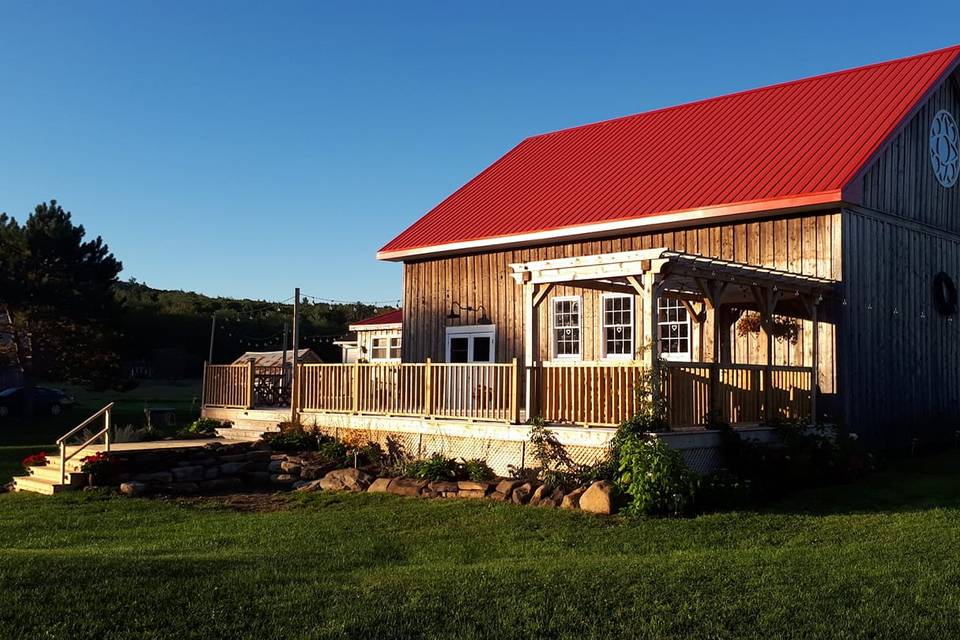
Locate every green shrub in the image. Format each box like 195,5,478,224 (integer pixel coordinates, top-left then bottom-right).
404,453,462,481
181,417,226,437
462,458,494,482
317,438,348,465
616,434,698,516
261,423,321,452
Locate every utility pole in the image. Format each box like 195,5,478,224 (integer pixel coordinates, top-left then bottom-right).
208,314,217,364
280,322,289,401
290,288,301,423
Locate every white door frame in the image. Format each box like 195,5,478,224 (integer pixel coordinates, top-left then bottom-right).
444,325,497,362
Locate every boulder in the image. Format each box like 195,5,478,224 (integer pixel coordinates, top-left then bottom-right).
280,461,302,474
119,481,149,497
170,466,204,483
319,468,374,492
511,483,534,505
300,463,337,480
367,477,393,493
495,479,523,497
246,450,272,462
203,467,220,480
268,460,285,473
488,491,508,501
560,486,588,510
220,462,249,476
457,480,491,492
243,471,270,485
458,489,487,499
294,479,325,493
530,485,564,507
579,481,615,515
270,473,297,485
529,484,549,506
169,482,200,495
133,471,173,484
218,453,247,463
387,477,428,497
428,481,459,495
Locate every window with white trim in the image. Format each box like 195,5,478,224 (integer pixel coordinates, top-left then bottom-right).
370,335,401,360
658,298,691,361
602,294,634,358
552,296,581,358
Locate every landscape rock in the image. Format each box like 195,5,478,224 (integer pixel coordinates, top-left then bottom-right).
511,483,534,505
280,461,302,474
300,463,337,480
220,462,249,476
270,473,297,485
560,486,588,510
219,453,247,463
488,491,508,501
579,481,615,515
495,479,523,497
387,477,428,496
133,471,173,484
428,481,459,495
246,450,272,462
294,479,325,493
243,471,270,485
119,481,149,497
319,468,374,492
457,480,491,493
168,482,199,495
170,466,204,483
367,477,393,493
268,460,285,473
203,467,220,480
458,489,487,499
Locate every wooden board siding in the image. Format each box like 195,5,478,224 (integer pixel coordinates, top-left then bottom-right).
861,70,960,232
841,209,960,447
402,211,842,399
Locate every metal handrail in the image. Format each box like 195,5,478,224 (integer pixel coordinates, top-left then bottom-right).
56,403,113,485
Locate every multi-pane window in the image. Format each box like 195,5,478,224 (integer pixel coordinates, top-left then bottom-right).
552,297,581,358
370,335,401,360
602,295,633,358
658,298,691,360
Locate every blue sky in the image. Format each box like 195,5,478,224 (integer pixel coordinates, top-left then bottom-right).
1,1,957,303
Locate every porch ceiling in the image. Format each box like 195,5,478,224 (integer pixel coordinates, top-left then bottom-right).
509,247,837,317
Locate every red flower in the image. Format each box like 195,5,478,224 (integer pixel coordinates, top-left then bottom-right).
21,452,48,468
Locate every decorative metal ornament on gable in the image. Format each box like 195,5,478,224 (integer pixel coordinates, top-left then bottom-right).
930,110,959,188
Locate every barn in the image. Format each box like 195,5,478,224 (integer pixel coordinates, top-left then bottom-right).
206,45,960,464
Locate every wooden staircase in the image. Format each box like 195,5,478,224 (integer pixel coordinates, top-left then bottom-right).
211,408,285,442
12,455,88,495
12,403,113,495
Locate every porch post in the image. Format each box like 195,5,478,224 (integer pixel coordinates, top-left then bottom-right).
645,273,662,406
764,321,773,423
522,281,537,420
810,300,819,426
710,305,721,423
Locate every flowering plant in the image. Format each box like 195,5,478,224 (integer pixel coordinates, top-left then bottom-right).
21,452,48,469
80,452,115,482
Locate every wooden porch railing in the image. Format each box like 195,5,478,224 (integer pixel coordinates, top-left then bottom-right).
662,362,813,428
202,362,254,409
537,361,648,426
298,359,520,424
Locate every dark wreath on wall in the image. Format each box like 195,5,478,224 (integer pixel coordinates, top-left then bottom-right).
933,272,958,317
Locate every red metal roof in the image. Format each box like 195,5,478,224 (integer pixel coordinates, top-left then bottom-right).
351,309,402,326
380,45,960,260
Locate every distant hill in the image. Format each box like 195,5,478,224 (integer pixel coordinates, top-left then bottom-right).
114,281,394,377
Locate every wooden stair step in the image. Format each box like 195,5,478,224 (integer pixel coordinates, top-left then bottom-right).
12,475,70,495
29,465,87,485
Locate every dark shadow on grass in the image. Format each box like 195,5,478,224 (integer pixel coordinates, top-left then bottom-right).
760,448,960,516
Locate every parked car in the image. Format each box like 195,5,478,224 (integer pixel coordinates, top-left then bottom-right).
0,386,76,418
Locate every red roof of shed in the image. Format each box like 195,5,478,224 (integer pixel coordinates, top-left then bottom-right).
351,309,402,327
379,45,960,260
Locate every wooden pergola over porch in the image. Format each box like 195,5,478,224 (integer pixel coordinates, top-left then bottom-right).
509,248,837,427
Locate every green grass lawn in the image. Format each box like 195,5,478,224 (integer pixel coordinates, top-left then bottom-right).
1,451,959,639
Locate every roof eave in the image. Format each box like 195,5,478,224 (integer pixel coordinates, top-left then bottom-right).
376,191,845,262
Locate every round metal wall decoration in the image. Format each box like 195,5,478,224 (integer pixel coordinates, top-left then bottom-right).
929,110,959,188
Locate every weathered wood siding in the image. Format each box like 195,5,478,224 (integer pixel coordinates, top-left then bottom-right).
841,210,960,447
847,71,960,447
861,71,960,231
402,211,842,397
